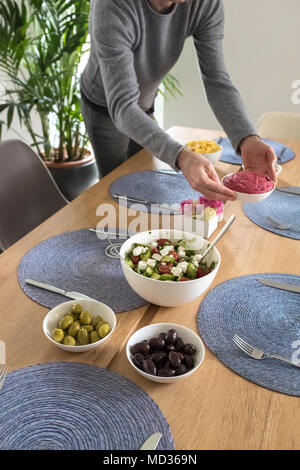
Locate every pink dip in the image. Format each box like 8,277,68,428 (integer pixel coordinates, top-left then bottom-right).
223,170,274,194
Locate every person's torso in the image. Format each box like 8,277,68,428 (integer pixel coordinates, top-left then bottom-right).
81,0,208,109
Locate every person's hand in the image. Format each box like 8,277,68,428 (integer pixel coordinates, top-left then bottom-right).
240,135,277,183
176,148,236,201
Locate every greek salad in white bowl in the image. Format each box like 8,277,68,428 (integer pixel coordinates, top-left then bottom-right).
119,229,221,307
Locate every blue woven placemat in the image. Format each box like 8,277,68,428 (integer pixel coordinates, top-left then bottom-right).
18,229,148,313
243,188,300,240
110,170,202,213
0,362,174,450
219,138,295,165
197,273,300,396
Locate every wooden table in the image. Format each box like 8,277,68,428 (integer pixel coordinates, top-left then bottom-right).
1,127,299,450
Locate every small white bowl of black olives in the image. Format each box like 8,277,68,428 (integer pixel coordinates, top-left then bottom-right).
126,323,205,383
43,299,116,352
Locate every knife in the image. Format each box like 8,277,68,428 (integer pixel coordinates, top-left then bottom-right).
276,187,300,196
257,279,300,294
140,432,162,450
25,279,93,300
113,194,182,214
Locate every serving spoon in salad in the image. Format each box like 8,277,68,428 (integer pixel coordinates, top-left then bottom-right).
200,214,236,262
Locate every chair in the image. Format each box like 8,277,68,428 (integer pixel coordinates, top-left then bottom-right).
255,111,300,140
0,139,68,251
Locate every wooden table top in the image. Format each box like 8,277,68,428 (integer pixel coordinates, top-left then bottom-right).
1,127,299,450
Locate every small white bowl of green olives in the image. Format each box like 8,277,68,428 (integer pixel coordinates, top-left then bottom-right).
43,299,117,352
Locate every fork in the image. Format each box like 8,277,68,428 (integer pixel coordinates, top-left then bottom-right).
0,364,8,390
265,216,300,232
233,334,300,368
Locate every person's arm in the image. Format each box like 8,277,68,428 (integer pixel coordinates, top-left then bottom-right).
193,0,277,181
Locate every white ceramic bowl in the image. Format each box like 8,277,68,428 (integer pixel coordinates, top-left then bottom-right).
120,229,221,307
126,323,205,383
202,146,222,165
221,173,275,203
43,299,117,352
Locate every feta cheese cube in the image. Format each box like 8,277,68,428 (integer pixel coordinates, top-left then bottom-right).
178,248,186,258
193,253,203,263
138,260,147,271
177,261,188,273
152,253,162,262
193,260,199,268
164,245,174,253
160,248,169,257
150,240,158,249
171,266,183,277
133,246,147,257
147,258,156,268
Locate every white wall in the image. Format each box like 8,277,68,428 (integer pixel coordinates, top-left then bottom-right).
163,0,300,131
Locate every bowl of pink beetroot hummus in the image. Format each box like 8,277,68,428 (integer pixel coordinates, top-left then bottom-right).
222,170,275,203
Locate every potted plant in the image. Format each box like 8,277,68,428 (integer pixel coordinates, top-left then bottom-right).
0,0,98,200
0,0,182,201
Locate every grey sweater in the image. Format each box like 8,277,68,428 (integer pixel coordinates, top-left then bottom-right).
81,0,257,169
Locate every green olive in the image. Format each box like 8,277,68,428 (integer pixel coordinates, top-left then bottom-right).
69,312,78,321
81,324,94,333
72,303,84,315
91,315,103,328
98,322,111,338
68,321,81,338
51,328,64,343
79,311,92,325
63,335,76,346
90,330,100,343
58,315,74,330
95,320,106,331
77,328,89,345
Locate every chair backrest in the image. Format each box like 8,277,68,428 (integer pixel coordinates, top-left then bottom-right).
255,111,300,140
0,139,68,250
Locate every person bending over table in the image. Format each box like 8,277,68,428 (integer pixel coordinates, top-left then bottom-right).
80,0,277,201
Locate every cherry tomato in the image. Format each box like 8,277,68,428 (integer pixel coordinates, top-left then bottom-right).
179,277,190,281
158,262,172,274
131,255,140,265
169,250,179,261
151,248,159,255
157,238,171,248
196,267,207,278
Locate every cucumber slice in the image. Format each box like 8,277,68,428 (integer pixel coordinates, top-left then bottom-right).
145,266,153,277
186,262,197,279
151,273,161,280
160,273,175,281
125,256,134,269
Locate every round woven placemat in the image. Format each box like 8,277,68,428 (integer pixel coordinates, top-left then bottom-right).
18,229,148,312
110,170,202,213
0,362,174,450
197,273,300,396
243,188,300,240
219,138,295,165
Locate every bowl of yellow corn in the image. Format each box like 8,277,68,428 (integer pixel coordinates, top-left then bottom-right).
186,140,222,164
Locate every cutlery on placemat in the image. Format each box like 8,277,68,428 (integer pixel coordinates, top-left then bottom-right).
265,216,300,232
233,334,300,368
257,279,300,294
140,432,162,450
277,145,287,161
276,186,300,196
25,279,93,300
113,193,182,214
151,168,181,175
0,363,8,391
215,136,224,144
